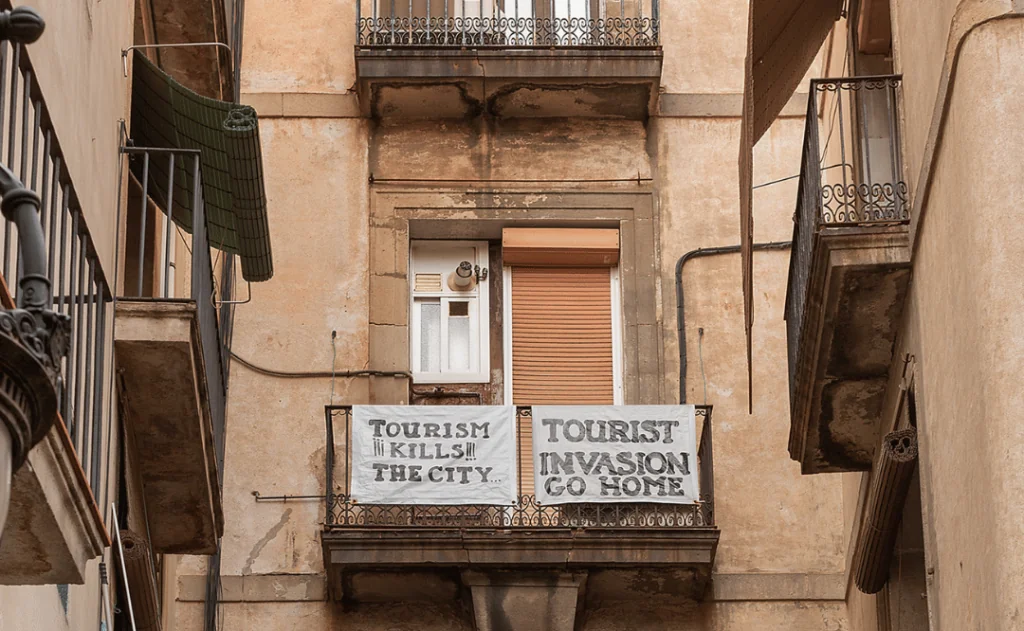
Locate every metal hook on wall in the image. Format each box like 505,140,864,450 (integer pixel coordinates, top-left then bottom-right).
121,42,233,77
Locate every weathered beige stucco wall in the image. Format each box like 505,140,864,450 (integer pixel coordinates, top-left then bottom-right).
181,0,856,629
22,0,133,272
242,0,357,93
895,16,1024,631
371,119,651,181
890,0,961,198
655,116,846,578
174,117,372,584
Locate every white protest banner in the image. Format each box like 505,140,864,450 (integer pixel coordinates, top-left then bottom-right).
532,405,699,505
350,405,517,505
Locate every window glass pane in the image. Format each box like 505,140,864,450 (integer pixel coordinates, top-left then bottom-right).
448,302,471,371
420,302,441,373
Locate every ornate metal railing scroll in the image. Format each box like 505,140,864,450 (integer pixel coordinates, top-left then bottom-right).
811,75,910,227
357,1,660,49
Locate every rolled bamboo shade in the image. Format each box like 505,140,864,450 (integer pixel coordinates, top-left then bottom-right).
119,529,162,631
511,267,616,495
852,427,919,594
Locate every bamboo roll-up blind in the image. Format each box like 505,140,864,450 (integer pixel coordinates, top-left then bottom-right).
511,266,615,494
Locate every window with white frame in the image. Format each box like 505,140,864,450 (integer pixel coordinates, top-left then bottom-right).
410,241,490,383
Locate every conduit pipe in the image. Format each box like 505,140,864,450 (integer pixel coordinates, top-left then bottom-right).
675,241,791,404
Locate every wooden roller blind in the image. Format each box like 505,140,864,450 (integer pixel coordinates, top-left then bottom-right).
511,267,615,495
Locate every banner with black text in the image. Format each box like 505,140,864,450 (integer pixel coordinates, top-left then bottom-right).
532,405,699,505
350,406,517,505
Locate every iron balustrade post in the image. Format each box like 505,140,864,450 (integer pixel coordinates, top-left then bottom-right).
324,407,334,525
64,210,78,427
73,243,86,450
2,43,17,281
90,294,106,492
162,152,174,298
45,154,57,279
136,152,149,296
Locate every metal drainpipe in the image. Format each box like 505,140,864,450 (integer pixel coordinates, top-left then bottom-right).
0,7,68,536
675,241,791,404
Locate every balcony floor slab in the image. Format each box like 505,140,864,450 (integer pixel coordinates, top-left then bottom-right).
114,299,222,553
789,226,911,474
356,48,662,119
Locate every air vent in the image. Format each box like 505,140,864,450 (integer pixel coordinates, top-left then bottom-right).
415,273,443,293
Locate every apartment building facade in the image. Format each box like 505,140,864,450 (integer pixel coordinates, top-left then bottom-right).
0,0,1020,630
165,0,848,629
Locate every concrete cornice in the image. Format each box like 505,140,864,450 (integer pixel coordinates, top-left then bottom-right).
240,91,808,120
177,571,845,603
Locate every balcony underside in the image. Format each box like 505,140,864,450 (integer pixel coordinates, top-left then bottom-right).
0,424,108,584
114,300,222,554
355,49,662,119
324,527,719,603
789,227,911,474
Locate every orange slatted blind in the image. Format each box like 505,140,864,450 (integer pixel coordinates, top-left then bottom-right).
511,267,615,494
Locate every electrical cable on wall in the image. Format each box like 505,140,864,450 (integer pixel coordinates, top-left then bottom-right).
675,241,792,404
229,348,411,380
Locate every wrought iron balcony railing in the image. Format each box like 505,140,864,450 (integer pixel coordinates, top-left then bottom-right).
785,75,910,415
323,405,713,529
357,0,660,48
0,39,113,500
119,147,229,482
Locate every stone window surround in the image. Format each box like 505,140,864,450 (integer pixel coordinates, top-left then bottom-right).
368,189,663,405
